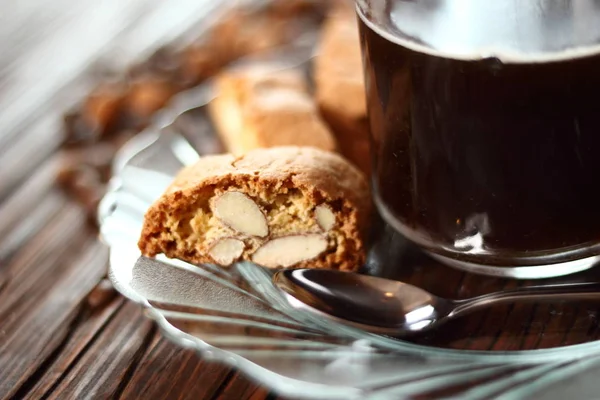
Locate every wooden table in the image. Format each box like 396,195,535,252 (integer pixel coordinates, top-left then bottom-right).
4,1,600,399
0,1,280,398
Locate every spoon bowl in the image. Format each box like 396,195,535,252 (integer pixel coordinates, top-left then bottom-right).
273,269,453,335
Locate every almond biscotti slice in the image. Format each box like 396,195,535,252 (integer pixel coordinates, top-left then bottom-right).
138,146,370,271
208,65,337,156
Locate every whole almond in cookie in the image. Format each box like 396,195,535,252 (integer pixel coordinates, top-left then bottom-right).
208,237,245,265
211,191,268,237
314,204,336,232
252,234,328,268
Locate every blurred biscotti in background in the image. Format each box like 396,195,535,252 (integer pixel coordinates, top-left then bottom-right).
59,0,371,225
208,1,371,173
208,65,337,155
315,1,370,175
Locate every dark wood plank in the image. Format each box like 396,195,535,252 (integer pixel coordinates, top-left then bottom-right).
247,387,276,400
0,204,91,332
0,235,109,398
23,283,124,399
214,372,280,400
0,115,64,201
44,301,156,400
119,336,235,400
0,156,62,243
0,190,67,263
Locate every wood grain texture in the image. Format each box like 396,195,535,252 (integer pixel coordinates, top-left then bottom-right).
1,1,600,399
44,302,156,400
0,2,280,399
119,336,234,400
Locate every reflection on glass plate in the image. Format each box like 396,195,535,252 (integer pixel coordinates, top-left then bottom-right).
99,90,600,400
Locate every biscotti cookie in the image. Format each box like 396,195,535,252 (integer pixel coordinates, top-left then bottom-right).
314,3,370,174
138,146,370,271
208,65,337,155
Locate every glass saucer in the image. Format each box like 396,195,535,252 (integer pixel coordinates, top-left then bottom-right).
99,87,600,400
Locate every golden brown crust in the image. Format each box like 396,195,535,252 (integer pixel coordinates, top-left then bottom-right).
208,65,337,156
314,2,371,174
138,146,370,271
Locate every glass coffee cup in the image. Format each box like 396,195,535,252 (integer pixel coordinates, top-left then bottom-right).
357,1,600,278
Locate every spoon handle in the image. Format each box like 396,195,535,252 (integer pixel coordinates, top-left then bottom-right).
450,282,600,318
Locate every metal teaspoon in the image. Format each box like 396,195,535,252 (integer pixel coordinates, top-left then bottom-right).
273,269,600,336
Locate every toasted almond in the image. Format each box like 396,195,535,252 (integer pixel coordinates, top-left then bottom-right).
212,191,269,237
208,238,245,266
315,204,336,231
252,234,328,268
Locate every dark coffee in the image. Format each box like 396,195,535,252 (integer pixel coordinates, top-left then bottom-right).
358,6,600,262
